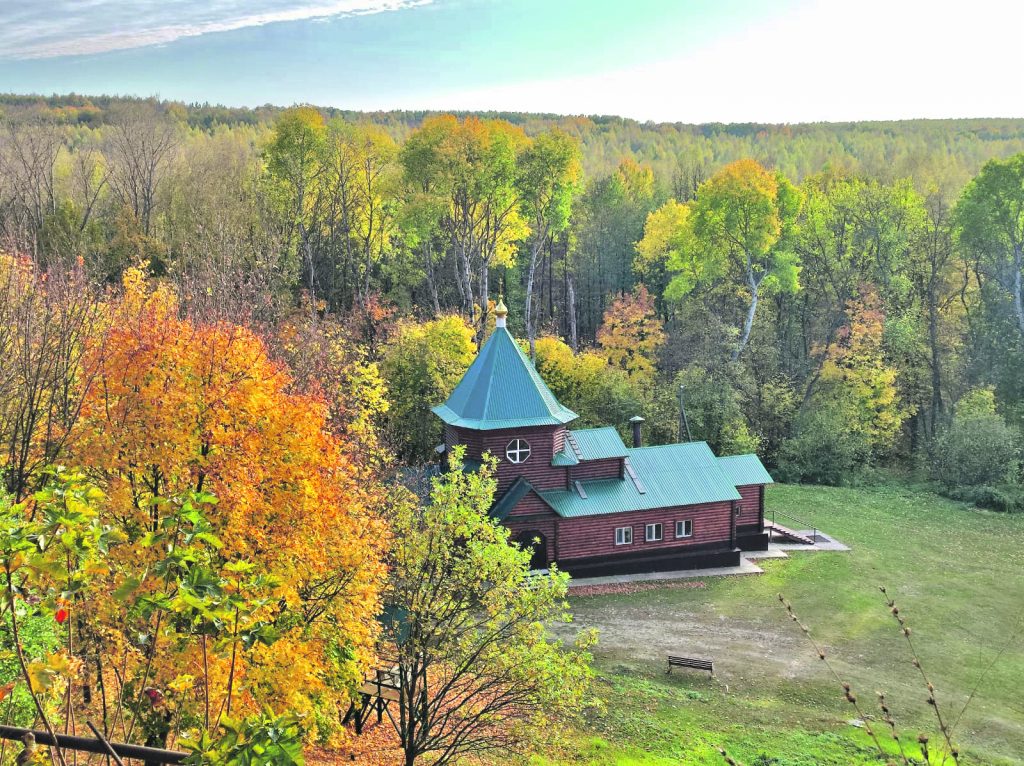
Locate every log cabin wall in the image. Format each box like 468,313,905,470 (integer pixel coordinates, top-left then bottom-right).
503,516,559,565
446,424,568,492
555,501,736,561
569,458,624,482
735,484,763,528
506,491,558,518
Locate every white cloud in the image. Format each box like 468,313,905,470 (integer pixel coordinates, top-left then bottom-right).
423,0,1024,122
0,0,431,59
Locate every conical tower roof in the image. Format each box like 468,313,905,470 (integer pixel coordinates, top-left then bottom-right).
432,326,578,431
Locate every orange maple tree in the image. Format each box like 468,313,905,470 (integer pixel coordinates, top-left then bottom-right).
68,269,389,734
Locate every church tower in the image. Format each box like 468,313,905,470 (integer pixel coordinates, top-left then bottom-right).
432,299,578,493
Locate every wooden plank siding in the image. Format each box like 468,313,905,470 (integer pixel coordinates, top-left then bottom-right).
506,491,558,518
735,484,763,528
569,458,624,482
446,424,569,491
554,501,736,561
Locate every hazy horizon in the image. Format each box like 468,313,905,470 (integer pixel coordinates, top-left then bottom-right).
2,0,1023,124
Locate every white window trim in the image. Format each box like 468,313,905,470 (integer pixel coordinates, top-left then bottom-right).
676,519,693,538
505,438,531,464
614,526,633,545
645,522,663,542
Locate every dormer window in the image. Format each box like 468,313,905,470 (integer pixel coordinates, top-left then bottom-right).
506,438,531,464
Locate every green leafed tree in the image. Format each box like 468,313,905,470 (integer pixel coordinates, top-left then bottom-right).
516,129,582,359
955,153,1024,340
263,106,329,301
399,116,529,339
383,449,594,766
662,159,802,361
380,315,476,462
635,199,696,303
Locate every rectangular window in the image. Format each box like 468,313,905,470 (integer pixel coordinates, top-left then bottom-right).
645,522,663,542
676,519,693,538
615,526,633,545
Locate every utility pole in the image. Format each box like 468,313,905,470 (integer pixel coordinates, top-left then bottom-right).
678,384,692,442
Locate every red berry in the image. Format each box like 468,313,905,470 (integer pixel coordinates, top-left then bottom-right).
55,608,69,624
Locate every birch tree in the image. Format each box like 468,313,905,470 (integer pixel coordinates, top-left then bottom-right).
516,130,581,359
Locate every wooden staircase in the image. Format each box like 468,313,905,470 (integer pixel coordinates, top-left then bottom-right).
765,521,815,545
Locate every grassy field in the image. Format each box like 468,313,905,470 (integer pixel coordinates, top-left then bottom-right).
535,483,1024,766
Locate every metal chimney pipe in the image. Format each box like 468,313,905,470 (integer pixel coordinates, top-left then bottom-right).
629,415,645,448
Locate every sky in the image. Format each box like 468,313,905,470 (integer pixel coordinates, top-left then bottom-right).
0,0,1021,123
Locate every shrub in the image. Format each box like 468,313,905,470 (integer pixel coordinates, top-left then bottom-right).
943,484,1024,513
674,367,761,456
776,404,870,485
932,413,1019,490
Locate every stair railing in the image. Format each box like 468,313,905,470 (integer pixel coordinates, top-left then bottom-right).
768,508,820,544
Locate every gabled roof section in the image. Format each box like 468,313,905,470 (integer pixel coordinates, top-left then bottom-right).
551,449,579,467
538,441,741,518
432,327,578,431
718,454,775,487
570,427,628,460
490,476,555,521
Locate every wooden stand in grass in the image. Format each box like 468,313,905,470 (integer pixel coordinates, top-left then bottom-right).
343,662,401,734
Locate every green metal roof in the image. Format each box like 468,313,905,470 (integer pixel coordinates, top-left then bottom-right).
538,441,741,518
551,450,579,467
432,327,578,431
569,427,628,460
717,454,774,486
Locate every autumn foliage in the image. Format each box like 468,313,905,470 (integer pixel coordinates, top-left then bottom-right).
77,269,387,626
597,285,666,382
0,266,390,757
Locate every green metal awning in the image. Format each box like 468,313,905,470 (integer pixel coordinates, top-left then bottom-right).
717,454,775,486
551,449,579,466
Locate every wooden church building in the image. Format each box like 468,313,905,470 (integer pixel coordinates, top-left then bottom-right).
433,302,775,577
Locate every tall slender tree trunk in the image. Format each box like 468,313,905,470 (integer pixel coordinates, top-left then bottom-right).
423,243,441,316
461,247,475,319
477,260,490,344
525,236,544,360
567,275,578,352
927,290,944,437
1013,244,1024,339
733,271,761,361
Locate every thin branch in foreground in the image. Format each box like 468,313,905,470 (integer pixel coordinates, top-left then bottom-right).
878,586,959,765
777,593,899,765
717,745,747,766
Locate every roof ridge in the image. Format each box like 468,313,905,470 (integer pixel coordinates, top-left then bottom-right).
627,440,710,452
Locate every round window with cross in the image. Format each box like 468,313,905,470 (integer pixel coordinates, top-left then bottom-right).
505,438,531,464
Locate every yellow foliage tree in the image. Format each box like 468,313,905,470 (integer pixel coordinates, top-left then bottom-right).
72,269,388,730
596,285,666,384
818,286,907,453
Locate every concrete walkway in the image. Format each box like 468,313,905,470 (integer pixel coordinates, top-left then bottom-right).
568,557,764,588
770,530,851,552
567,531,850,590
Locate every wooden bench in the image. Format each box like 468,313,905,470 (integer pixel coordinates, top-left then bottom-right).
667,655,714,676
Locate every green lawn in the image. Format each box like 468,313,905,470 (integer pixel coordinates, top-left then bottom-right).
535,483,1024,766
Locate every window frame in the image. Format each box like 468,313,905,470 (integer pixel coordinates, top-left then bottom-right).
614,526,633,545
505,438,532,464
676,519,693,538
645,522,663,542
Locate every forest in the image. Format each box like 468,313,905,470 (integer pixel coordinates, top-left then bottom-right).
1,93,1024,764
3,94,1024,493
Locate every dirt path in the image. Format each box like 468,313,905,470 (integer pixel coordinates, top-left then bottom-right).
558,595,822,684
